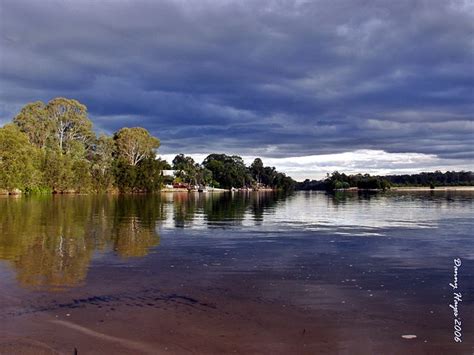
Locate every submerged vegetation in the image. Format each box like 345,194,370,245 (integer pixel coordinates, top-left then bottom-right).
0,98,295,193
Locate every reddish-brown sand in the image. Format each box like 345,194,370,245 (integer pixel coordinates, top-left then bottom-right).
2,273,472,355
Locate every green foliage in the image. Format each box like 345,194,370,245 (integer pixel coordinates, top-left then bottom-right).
4,98,300,194
196,166,213,186
172,154,213,186
113,160,138,193
249,158,295,191
135,158,166,192
298,171,473,191
90,135,116,192
0,124,40,191
42,149,76,192
114,127,160,166
4,98,166,194
13,101,53,149
71,157,93,193
199,154,295,190
326,172,391,191
112,128,163,192
46,97,94,153
40,146,93,193
172,154,197,184
10,98,96,193
14,98,94,153
24,186,53,194
250,158,264,183
113,157,165,193
385,171,473,187
202,154,252,189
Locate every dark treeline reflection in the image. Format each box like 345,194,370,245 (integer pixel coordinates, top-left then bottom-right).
326,189,473,206
166,191,287,228
0,192,286,289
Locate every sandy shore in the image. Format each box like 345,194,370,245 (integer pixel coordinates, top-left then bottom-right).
2,269,472,355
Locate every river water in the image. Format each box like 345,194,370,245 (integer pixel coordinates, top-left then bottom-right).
0,191,473,354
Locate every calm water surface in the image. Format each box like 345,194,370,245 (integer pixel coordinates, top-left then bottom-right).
0,191,473,354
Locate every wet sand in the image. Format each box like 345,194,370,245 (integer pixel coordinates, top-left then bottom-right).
1,289,466,354
2,256,473,355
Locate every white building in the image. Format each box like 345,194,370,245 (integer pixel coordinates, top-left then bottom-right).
162,170,176,177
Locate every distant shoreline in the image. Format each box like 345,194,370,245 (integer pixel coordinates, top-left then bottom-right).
298,186,474,193
0,187,278,195
390,186,474,191
160,187,276,193
3,186,474,196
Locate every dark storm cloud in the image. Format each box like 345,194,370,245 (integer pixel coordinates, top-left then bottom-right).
0,0,473,165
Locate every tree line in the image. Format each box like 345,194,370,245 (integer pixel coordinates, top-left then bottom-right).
171,154,295,190
384,171,473,187
0,98,295,193
0,98,165,193
297,170,473,191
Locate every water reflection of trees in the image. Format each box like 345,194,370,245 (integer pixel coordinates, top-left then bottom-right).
327,190,379,205
249,191,287,221
203,193,249,225
170,192,199,228
0,195,163,290
110,195,165,257
169,191,285,227
0,192,284,289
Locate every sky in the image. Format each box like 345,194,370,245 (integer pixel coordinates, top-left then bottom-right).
0,0,473,180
